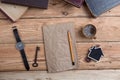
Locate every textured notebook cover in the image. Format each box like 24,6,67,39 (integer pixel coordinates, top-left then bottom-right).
0,1,28,22
85,0,120,17
64,0,84,8
1,0,48,9
43,22,78,73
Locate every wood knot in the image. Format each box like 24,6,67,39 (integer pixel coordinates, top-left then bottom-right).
62,11,69,16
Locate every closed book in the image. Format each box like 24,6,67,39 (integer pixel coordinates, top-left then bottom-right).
0,0,28,22
64,0,84,8
1,0,49,9
85,0,120,17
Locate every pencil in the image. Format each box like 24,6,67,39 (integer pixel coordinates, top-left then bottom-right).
67,31,75,65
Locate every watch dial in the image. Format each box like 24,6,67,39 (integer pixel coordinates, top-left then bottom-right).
16,42,24,50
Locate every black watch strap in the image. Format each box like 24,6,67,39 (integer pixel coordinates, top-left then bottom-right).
20,49,30,71
13,28,21,42
13,27,30,71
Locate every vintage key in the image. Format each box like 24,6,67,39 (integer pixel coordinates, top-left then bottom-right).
32,46,40,67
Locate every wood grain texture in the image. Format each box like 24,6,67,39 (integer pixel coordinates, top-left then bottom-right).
1,42,120,71
0,70,120,80
0,17,120,44
0,0,120,72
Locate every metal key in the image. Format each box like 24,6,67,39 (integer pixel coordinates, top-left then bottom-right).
32,46,40,67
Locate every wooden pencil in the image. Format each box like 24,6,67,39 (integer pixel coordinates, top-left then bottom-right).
67,31,75,65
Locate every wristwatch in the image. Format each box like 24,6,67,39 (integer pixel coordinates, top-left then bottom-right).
12,26,30,71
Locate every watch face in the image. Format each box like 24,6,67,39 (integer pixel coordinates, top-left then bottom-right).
16,42,24,50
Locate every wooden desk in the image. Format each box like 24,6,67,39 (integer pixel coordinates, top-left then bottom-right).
0,0,120,72
0,70,120,80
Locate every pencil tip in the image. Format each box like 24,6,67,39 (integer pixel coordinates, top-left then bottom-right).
72,62,75,65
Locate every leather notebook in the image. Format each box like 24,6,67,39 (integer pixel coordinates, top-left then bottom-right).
43,22,78,73
0,0,28,22
85,0,120,17
1,0,49,9
64,0,84,8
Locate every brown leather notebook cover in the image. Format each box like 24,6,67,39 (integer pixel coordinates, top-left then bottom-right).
1,0,48,9
43,22,78,73
0,0,28,22
64,0,84,8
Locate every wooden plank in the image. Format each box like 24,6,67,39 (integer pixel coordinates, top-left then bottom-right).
0,17,120,44
0,42,120,71
0,70,120,80
0,0,120,19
